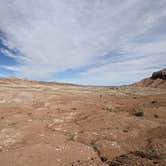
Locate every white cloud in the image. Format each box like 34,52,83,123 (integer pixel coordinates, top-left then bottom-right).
0,0,166,84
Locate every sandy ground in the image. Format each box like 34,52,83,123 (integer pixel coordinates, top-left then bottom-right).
0,78,165,166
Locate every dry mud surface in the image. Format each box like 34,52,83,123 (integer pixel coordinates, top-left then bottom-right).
0,78,166,166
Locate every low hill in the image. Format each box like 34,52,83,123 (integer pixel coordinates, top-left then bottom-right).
133,68,166,88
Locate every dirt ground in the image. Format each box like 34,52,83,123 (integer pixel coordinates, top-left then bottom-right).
0,78,165,166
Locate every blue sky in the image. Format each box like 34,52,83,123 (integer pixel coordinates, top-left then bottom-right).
0,0,166,85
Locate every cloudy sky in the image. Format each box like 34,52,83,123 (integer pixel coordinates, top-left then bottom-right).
0,0,166,85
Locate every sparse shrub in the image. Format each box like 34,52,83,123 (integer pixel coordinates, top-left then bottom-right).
90,143,100,152
105,107,117,113
135,150,166,160
106,107,112,112
66,133,75,141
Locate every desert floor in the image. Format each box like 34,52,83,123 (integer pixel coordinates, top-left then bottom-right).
0,78,166,166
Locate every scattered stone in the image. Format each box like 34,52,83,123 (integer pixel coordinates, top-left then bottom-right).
134,111,144,117
151,100,157,104
123,129,128,133
27,112,32,116
154,114,159,118
100,156,108,162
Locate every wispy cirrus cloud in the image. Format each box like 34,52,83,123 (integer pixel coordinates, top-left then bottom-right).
0,0,166,85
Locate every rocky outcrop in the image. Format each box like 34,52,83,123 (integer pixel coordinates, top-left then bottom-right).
133,69,166,88
151,68,166,80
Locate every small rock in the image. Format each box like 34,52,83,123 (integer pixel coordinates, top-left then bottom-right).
154,114,159,118
134,112,144,117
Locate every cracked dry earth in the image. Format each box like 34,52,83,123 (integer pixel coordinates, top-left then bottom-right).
0,78,166,166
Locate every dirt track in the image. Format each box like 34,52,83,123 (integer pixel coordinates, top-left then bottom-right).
0,78,166,166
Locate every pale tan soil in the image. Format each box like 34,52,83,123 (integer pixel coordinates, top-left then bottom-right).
0,78,165,166
133,78,166,89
